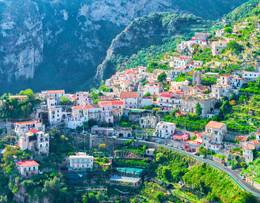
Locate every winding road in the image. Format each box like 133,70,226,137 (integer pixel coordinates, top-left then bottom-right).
121,139,260,199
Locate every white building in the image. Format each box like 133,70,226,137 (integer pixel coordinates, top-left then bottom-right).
115,127,133,138
203,121,227,151
48,106,67,126
120,92,139,109
143,82,162,96
69,152,94,170
180,96,216,118
211,40,228,56
40,90,65,100
169,56,192,68
91,125,114,136
177,40,195,53
75,91,92,105
155,121,176,139
242,143,255,164
67,105,100,129
16,160,39,177
98,100,124,123
145,148,156,157
14,120,45,136
159,92,174,110
139,115,158,129
241,71,260,80
18,130,49,155
211,85,233,99
140,97,154,108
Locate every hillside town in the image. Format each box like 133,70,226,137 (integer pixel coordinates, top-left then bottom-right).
0,4,259,203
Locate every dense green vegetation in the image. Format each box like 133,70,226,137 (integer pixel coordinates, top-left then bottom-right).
107,12,209,73
0,2,259,203
0,89,40,120
173,73,192,82
226,41,244,55
242,158,260,184
223,80,260,133
201,75,217,86
224,0,260,23
193,47,213,62
131,148,254,203
163,111,210,131
183,164,253,203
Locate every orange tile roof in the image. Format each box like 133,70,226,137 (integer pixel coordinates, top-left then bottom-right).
250,140,260,145
16,160,39,167
120,92,139,99
243,143,255,150
206,121,225,129
236,136,247,142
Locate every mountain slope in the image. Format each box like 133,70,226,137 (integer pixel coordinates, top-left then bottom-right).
96,12,210,80
224,0,259,23
0,0,247,93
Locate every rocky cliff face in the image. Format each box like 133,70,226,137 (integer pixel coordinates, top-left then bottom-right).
0,0,43,81
0,0,247,93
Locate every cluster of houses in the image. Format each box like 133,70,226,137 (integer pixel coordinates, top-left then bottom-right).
5,29,259,181
13,120,48,176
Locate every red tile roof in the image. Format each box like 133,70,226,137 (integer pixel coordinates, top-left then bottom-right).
120,92,139,99
72,105,94,111
98,100,124,107
160,92,173,98
125,69,137,75
28,129,40,134
173,134,189,141
206,121,226,129
179,55,192,60
173,90,184,95
16,160,39,167
111,100,124,106
46,90,65,94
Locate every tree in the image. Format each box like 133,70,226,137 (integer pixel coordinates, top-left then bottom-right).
199,146,208,157
89,89,100,104
99,84,111,92
218,100,232,120
195,103,202,116
144,92,151,97
19,89,34,97
42,176,70,202
157,72,167,83
60,96,72,105
224,26,232,34
0,92,40,120
201,76,217,86
227,41,244,54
